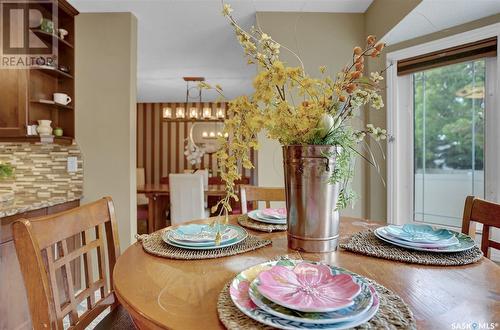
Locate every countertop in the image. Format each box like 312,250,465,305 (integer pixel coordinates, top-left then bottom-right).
0,193,82,218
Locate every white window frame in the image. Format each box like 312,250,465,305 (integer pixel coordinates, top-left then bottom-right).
386,23,500,227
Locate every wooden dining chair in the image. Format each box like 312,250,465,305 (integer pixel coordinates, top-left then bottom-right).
462,195,500,259
12,197,136,330
240,185,286,214
136,168,150,234
207,177,251,214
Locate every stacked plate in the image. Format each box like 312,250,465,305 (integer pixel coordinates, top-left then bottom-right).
229,259,379,329
374,224,476,253
162,224,247,250
248,207,287,225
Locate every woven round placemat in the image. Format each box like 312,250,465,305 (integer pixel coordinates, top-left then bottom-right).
340,230,483,266
237,215,287,233
136,229,272,260
217,276,417,329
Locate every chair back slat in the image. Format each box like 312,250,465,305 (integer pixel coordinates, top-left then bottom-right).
240,185,286,214
13,197,121,330
27,201,111,249
481,225,491,257
470,198,500,227
461,196,500,259
81,230,96,309
96,223,109,296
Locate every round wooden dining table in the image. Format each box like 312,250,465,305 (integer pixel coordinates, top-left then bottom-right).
113,216,500,330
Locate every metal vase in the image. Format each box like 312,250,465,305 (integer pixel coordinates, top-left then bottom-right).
283,145,340,253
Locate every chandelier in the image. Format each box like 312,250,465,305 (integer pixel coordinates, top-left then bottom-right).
162,77,225,120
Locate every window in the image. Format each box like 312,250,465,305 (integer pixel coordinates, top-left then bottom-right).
413,60,485,226
386,23,500,230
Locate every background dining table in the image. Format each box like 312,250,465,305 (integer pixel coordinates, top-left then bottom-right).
137,183,229,233
114,216,500,330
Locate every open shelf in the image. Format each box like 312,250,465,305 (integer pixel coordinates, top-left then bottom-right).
1,135,73,145
31,66,73,79
30,29,74,49
30,100,74,110
54,136,74,144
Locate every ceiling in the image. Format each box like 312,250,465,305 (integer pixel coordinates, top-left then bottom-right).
69,0,373,102
382,0,500,46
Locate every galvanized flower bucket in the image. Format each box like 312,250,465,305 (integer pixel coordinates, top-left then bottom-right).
283,145,340,253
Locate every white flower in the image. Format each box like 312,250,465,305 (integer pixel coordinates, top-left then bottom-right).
222,3,233,16
318,114,334,137
366,124,387,141
371,93,384,110
354,131,366,142
350,97,363,108
268,42,280,55
261,33,271,42
184,139,205,165
350,90,370,108
370,72,383,83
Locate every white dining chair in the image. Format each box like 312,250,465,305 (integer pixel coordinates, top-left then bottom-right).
197,169,209,190
183,168,209,189
183,168,209,207
169,173,209,225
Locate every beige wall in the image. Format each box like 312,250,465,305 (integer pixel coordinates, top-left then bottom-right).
365,13,500,221
76,13,138,250
360,0,421,221
255,12,366,218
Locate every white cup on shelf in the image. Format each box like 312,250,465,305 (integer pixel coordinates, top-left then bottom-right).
53,93,72,105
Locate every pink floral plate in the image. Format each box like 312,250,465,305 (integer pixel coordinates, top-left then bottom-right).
256,262,361,313
229,259,378,329
262,207,287,219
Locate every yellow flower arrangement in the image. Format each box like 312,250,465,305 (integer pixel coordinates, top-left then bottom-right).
203,2,387,228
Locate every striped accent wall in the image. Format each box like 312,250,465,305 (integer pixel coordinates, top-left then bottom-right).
137,102,257,184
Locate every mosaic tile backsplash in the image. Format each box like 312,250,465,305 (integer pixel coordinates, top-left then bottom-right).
0,142,83,198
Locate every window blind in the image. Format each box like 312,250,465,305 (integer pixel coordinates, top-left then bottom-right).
397,37,497,76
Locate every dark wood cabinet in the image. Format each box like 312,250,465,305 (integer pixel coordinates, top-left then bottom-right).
0,200,80,330
0,0,78,143
0,70,28,137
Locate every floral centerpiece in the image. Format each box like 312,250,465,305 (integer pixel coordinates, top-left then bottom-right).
203,3,386,250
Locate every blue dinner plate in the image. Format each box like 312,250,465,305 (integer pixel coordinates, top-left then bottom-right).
162,225,248,250
170,224,239,245
374,227,475,253
384,224,455,242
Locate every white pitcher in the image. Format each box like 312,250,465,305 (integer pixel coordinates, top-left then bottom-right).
37,120,53,136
